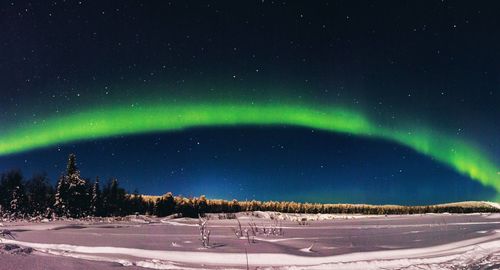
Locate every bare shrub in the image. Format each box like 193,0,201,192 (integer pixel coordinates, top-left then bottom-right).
198,215,211,248
0,229,15,240
272,220,284,236
244,228,255,244
248,222,259,236
297,217,309,226
234,218,283,244
233,218,244,238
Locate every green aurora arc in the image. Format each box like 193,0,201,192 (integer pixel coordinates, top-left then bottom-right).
0,103,499,198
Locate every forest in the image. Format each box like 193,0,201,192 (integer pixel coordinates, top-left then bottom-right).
0,154,497,219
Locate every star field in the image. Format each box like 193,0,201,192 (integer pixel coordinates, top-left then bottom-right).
0,1,499,204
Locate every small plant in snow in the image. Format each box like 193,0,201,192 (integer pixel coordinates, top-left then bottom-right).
297,217,309,226
248,222,259,236
244,228,256,244
234,218,283,245
233,218,244,238
0,229,15,241
198,215,211,248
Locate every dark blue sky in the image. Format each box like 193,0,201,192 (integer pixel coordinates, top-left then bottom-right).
0,127,495,204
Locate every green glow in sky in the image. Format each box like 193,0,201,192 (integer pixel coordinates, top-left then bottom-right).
0,103,498,195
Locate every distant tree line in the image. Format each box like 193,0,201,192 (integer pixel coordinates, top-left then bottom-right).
0,154,498,219
148,196,499,217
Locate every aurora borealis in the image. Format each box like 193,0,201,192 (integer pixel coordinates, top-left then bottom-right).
1,1,499,204
0,102,499,196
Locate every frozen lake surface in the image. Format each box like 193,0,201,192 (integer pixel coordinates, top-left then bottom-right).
0,212,499,269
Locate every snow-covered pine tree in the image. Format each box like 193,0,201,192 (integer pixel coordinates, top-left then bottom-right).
67,174,88,217
90,177,101,216
0,170,25,215
54,174,69,216
10,185,26,218
66,153,78,175
54,154,90,217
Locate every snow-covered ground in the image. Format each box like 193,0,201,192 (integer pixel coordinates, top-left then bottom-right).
1,212,499,269
238,211,380,221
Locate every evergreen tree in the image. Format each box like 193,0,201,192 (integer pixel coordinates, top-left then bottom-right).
164,192,176,215
198,195,208,215
176,197,196,217
230,199,241,213
154,192,176,217
0,170,26,216
10,185,27,217
66,153,78,175
102,179,126,216
26,173,54,216
90,177,102,216
54,154,89,217
128,189,147,215
66,174,89,218
54,174,69,216
155,192,176,217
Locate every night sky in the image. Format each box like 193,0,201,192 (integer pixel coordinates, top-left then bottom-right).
0,1,499,204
